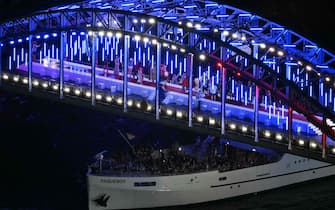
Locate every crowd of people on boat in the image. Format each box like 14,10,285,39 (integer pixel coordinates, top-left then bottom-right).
91,136,278,175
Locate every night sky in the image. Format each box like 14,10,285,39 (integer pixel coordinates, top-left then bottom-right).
0,0,335,53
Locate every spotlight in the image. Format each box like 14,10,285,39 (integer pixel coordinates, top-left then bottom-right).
180,48,186,53
166,109,173,115
151,39,157,45
22,78,28,84
127,100,133,106
117,98,122,104
2,74,9,80
325,76,331,82
98,31,104,36
195,23,201,29
107,32,113,37
147,104,152,111
306,65,312,71
176,111,183,118
260,43,266,49
13,76,19,82
42,82,48,88
33,80,39,86
64,87,70,93
115,32,122,38
197,116,203,122
106,96,112,102
298,139,305,146
74,89,81,95
277,51,284,56
134,35,141,41
275,134,282,140
133,19,138,24
148,18,155,24
88,31,93,36
143,37,149,43
171,45,177,50
213,28,219,33
85,91,91,97
264,130,271,138
140,19,146,23
209,118,215,125
136,102,141,108
96,94,102,100
199,54,206,60
332,148,335,154
232,33,238,39
310,142,317,149
269,47,275,53
241,126,248,133
186,22,193,28
52,84,58,90
223,30,229,36
229,123,236,130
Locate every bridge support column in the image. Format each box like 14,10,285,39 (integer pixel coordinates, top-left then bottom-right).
123,35,129,113
221,66,226,135
253,45,259,142
288,106,293,150
59,31,65,99
91,32,96,106
155,42,161,120
187,53,193,128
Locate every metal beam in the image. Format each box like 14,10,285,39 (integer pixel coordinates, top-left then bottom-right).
253,45,259,142
155,42,161,120
91,32,96,106
28,17,33,92
123,35,129,113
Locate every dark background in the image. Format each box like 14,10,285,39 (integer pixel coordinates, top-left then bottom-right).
0,0,335,52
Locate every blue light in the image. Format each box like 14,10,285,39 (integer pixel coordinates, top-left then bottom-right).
0,43,3,47
80,32,86,36
26,37,29,41
10,41,15,45
17,39,22,43
52,33,57,37
44,34,49,39
72,32,77,36
36,35,41,39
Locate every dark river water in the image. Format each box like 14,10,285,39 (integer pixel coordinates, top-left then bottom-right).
1,90,335,210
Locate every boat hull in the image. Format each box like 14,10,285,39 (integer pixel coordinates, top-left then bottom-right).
88,154,335,210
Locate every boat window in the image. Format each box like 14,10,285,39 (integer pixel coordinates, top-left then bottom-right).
134,181,156,187
219,177,227,181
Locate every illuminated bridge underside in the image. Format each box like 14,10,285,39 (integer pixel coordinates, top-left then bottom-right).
1,0,335,160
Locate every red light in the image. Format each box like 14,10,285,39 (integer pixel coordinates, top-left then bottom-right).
237,72,241,77
217,62,222,67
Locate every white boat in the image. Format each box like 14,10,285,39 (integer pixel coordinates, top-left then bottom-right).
87,139,335,210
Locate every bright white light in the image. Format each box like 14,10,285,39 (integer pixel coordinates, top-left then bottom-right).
2,74,9,80
85,91,91,97
33,80,39,86
13,76,19,82
106,96,112,102
241,35,246,41
133,19,138,24
36,35,41,39
197,116,203,122
199,54,206,60
178,21,182,25
148,18,155,24
229,124,236,130
260,43,266,49
96,94,102,100
143,37,149,43
213,28,219,33
115,32,122,38
252,148,256,152
275,134,282,140
232,33,238,39
127,100,133,106
298,139,305,146
166,109,173,115
277,51,284,56
269,47,275,53
298,61,303,66
195,23,201,29
332,148,335,154
117,98,122,104
264,131,271,138
178,147,182,152
97,22,103,27
223,30,229,36
88,31,93,36
52,84,58,90
325,77,331,82
74,89,81,95
209,118,215,125
136,102,141,108
310,142,317,148
180,48,186,53
134,35,141,41
171,45,177,50
186,22,193,28
52,33,58,37
107,32,113,37
98,31,104,36
64,87,70,93
151,39,157,45
43,34,49,39
163,43,169,47
147,105,152,111
42,82,48,88
140,19,146,23
176,111,183,118
306,65,312,71
241,126,248,132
